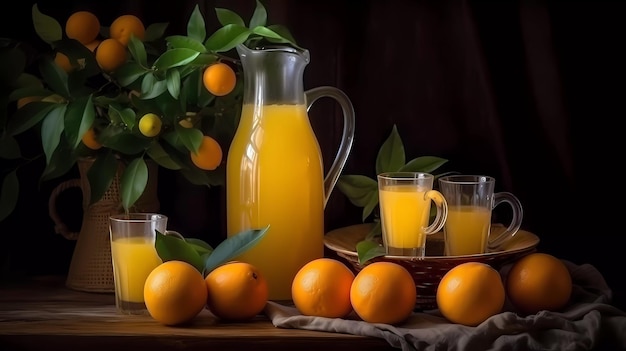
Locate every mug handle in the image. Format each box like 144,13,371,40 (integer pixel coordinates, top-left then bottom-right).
422,190,448,235
305,87,355,209
487,192,524,251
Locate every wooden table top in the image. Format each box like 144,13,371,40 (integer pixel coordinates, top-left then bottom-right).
0,276,395,351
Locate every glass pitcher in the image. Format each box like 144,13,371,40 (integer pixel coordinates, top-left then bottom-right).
226,44,355,301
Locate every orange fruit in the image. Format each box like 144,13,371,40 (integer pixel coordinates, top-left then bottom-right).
205,261,268,321
190,135,223,171
138,113,162,137
436,262,505,326
95,38,127,72
81,128,102,150
54,52,74,73
65,11,100,45
506,253,572,315
202,62,236,96
291,258,355,318
350,261,416,324
109,14,145,46
144,260,208,326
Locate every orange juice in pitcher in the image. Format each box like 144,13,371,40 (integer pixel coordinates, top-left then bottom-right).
226,44,355,301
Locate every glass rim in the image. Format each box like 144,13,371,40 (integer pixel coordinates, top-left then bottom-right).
109,213,167,223
377,172,434,180
438,175,495,184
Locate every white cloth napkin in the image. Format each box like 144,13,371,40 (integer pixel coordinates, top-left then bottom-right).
264,261,626,351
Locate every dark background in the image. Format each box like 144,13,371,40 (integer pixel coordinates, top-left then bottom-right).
1,0,624,311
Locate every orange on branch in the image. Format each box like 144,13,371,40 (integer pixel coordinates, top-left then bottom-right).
65,11,100,45
110,14,145,46
95,38,127,72
202,62,236,96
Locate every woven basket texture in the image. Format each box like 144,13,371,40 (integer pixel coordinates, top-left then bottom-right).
49,158,160,293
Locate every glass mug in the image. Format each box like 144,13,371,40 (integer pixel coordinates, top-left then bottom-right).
109,213,180,314
438,175,523,256
377,172,448,257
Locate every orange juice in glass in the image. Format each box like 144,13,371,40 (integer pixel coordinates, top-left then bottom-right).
110,237,162,304
226,104,325,301
443,206,491,256
438,175,523,256
377,172,448,257
109,213,167,314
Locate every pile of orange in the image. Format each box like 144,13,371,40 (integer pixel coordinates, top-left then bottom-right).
436,252,573,326
291,252,573,327
291,258,416,325
58,11,144,73
143,260,269,326
141,250,572,327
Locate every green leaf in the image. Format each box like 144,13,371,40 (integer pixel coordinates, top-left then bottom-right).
40,142,77,182
144,22,169,42
364,221,382,241
54,39,100,79
7,101,56,136
108,105,136,128
181,68,201,106
64,95,95,149
153,48,201,70
0,136,21,159
87,151,118,204
177,126,203,153
203,226,270,275
102,132,151,155
356,240,386,265
266,25,297,45
40,104,66,164
165,35,207,53
9,86,52,101
376,125,405,174
215,8,246,27
251,26,285,41
188,53,218,67
166,69,181,99
15,72,42,88
0,170,19,222
140,73,168,100
146,142,182,170
249,0,268,28
336,175,379,221
336,175,377,207
39,56,70,98
32,4,62,45
120,157,148,211
204,24,251,52
187,5,207,42
155,230,204,272
185,238,213,254
114,62,147,87
400,156,449,173
127,36,147,67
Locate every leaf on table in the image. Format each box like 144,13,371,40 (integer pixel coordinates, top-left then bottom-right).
155,230,205,272
202,225,269,275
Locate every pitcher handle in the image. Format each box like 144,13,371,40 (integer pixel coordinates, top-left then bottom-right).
48,179,82,240
305,86,355,208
